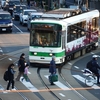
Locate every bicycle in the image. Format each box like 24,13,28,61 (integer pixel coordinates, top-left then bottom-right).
84,69,97,87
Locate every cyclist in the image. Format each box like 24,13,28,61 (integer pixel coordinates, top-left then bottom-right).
89,55,100,84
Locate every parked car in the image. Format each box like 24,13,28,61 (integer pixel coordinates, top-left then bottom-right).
0,10,13,32
13,5,27,20
3,0,20,15
19,9,37,26
27,12,43,31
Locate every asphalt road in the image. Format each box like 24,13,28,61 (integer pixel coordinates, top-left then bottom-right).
0,7,100,100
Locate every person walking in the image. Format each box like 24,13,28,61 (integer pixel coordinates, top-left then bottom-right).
22,63,29,82
16,53,26,81
49,56,56,85
27,0,30,8
89,55,100,84
6,63,16,90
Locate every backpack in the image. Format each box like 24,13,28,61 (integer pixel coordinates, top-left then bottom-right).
86,60,93,70
3,70,9,81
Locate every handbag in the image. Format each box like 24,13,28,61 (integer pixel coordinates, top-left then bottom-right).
49,74,58,82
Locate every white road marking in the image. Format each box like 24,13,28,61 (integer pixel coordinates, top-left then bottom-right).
73,75,100,89
13,24,23,33
91,52,95,54
8,58,12,61
0,85,8,93
68,62,72,65
0,48,3,52
28,71,31,74
81,70,84,72
59,93,65,97
74,66,79,69
0,85,4,90
45,75,69,90
20,77,39,92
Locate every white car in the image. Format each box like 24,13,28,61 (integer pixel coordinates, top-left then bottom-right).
19,9,37,26
27,12,43,31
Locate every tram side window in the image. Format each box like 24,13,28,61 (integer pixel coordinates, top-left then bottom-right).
67,27,71,42
81,21,86,36
67,25,79,42
67,21,86,42
92,17,98,31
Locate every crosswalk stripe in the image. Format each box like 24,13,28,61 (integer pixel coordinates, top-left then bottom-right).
0,85,4,90
73,75,100,89
0,85,8,93
20,77,39,92
0,48,3,52
44,75,69,90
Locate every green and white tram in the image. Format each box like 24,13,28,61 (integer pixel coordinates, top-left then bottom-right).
29,8,99,65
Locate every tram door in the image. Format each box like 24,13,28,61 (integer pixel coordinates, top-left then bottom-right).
62,31,66,50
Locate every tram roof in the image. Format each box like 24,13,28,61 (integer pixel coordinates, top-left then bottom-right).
31,9,99,25
42,8,81,19
62,9,99,25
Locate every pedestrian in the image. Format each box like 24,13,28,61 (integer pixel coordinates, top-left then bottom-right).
6,63,16,90
27,0,30,8
89,55,100,84
22,63,29,82
16,53,26,81
49,56,56,85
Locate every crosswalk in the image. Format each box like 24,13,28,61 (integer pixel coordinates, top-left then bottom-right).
20,77,39,92
45,75,69,90
0,74,100,94
73,75,100,89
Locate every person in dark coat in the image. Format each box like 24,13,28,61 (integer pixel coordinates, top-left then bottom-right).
49,56,56,85
90,55,100,84
27,0,30,8
7,63,15,90
16,53,26,81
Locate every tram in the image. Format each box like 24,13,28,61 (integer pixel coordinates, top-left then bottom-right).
29,8,99,65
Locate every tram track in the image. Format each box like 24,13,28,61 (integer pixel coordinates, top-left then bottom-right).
0,48,58,100
37,67,61,100
0,48,31,100
58,66,88,100
35,48,98,100
37,65,88,100
0,46,99,100
0,48,54,100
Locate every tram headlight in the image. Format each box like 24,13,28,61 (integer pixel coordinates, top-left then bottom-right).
49,53,53,56
34,52,37,55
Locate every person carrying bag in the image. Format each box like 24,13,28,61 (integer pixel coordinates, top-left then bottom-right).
49,56,58,85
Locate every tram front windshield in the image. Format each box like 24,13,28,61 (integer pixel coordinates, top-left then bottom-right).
30,23,61,47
